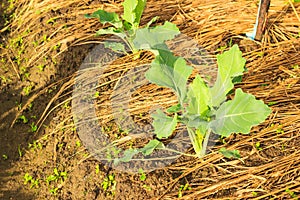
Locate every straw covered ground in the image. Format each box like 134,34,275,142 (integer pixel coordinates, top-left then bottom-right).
0,0,300,199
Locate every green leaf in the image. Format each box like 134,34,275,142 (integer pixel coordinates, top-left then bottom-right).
104,42,126,53
118,148,139,162
186,75,211,116
210,44,246,107
85,10,122,28
133,21,180,50
134,0,147,25
219,147,241,158
122,0,138,25
96,27,126,39
166,104,182,113
140,139,165,156
145,50,193,104
151,109,178,139
210,88,272,137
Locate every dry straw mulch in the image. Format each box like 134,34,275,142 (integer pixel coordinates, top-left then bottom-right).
3,0,300,199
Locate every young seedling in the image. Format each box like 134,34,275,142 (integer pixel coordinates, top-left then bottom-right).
85,0,179,55
144,45,271,158
87,0,271,162
117,45,271,160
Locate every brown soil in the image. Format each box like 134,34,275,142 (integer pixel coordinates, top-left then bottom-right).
0,0,300,199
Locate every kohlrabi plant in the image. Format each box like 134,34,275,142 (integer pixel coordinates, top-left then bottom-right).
86,0,272,162
85,0,178,55
142,45,272,158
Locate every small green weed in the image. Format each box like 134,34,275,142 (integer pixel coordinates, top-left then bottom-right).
29,122,37,132
22,85,33,96
2,154,8,160
24,173,39,189
28,140,42,151
102,173,117,196
285,188,298,199
18,115,28,123
46,168,67,185
178,183,191,198
138,168,146,181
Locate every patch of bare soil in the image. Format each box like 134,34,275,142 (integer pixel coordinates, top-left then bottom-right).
1,0,300,199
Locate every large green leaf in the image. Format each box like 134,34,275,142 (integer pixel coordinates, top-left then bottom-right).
210,88,272,137
186,75,211,116
133,21,180,50
145,50,193,104
151,109,178,139
122,0,138,25
210,45,246,107
85,10,122,28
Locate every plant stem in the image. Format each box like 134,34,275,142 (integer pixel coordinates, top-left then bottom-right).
200,128,211,157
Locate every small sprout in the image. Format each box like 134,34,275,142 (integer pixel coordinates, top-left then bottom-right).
24,173,39,188
63,101,70,109
217,45,227,51
22,85,33,96
24,173,33,185
18,145,22,157
292,64,299,69
252,191,258,196
267,101,277,106
76,140,81,147
2,154,8,160
102,174,116,194
46,17,58,24
36,64,45,71
94,91,100,98
28,140,42,150
285,188,298,199
178,183,191,198
30,122,37,132
255,142,263,151
95,164,100,174
138,168,146,181
142,184,152,191
18,115,28,123
276,125,284,134
50,187,58,195
53,43,61,50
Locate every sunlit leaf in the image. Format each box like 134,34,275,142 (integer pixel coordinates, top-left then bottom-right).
85,10,122,28
166,104,182,113
210,88,272,137
186,75,211,116
122,0,138,25
133,21,180,50
210,44,246,107
145,50,193,104
151,109,178,139
96,27,126,39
